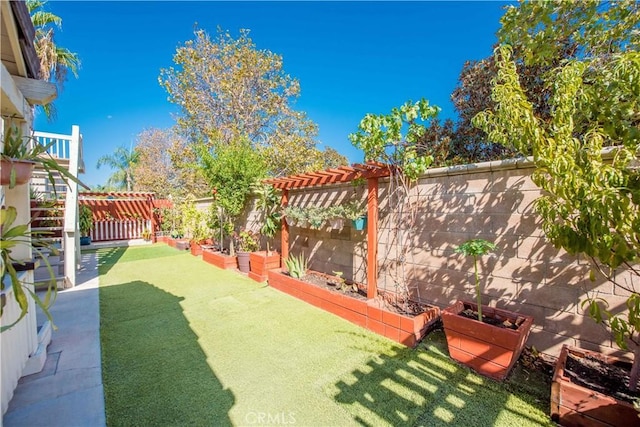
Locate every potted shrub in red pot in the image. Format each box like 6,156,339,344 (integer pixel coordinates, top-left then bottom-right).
441,239,534,381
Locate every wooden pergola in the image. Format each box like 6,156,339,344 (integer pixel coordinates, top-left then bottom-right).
264,161,392,299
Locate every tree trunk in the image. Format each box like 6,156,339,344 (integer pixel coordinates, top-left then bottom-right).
630,344,640,392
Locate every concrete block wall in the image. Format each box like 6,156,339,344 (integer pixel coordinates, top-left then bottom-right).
243,160,636,358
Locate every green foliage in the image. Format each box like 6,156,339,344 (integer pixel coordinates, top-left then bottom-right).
282,205,304,226
349,99,439,181
1,206,57,332
79,204,93,237
160,27,345,177
252,182,281,252
180,196,209,243
304,207,327,229
199,139,267,220
455,239,496,322
341,201,366,221
236,230,260,253
2,125,85,195
96,145,139,191
474,43,640,390
284,252,308,279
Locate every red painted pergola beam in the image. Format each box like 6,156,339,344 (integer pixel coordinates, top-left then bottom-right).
269,161,390,298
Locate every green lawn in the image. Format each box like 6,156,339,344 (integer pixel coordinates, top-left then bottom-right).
99,245,554,426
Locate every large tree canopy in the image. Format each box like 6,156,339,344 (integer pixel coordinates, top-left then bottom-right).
159,28,346,177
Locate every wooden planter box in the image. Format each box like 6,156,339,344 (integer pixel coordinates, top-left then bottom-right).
441,300,534,381
190,242,203,257
267,269,440,348
202,249,238,270
248,251,281,283
551,345,638,427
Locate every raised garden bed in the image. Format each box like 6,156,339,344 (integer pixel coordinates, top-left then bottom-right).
551,345,639,427
248,251,281,282
202,249,238,270
267,269,440,348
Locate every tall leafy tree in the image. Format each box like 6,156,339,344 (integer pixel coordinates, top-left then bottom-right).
474,0,640,390
433,0,639,165
27,0,80,120
159,27,346,176
96,146,139,191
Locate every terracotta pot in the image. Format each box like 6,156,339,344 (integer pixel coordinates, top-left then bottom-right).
248,251,280,282
551,345,638,427
1,159,35,187
441,300,533,381
267,269,440,348
202,249,238,270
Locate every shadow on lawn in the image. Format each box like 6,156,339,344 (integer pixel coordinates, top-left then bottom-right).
331,330,551,427
100,280,235,425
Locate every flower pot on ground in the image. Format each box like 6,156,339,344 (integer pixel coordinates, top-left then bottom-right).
248,251,280,283
441,300,533,381
551,345,639,427
79,204,94,246
235,230,260,273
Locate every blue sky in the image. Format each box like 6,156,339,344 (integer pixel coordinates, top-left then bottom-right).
35,1,512,187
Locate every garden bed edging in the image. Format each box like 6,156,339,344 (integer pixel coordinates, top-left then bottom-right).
267,269,440,348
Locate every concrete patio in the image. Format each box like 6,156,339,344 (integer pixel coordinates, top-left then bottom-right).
3,251,105,426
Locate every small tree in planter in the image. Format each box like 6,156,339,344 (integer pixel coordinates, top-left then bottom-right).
442,238,534,380
251,182,281,254
454,239,496,322
78,204,94,245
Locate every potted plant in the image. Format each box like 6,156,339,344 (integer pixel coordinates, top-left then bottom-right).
235,230,260,273
1,206,57,332
78,204,93,246
327,205,346,229
1,125,85,193
249,183,282,282
441,239,534,381
306,206,327,230
282,205,304,227
342,201,367,231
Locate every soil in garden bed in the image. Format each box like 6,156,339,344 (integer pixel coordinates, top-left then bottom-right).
294,271,369,301
290,271,436,317
564,353,640,404
459,308,525,330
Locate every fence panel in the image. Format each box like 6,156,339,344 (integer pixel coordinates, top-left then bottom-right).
90,219,151,242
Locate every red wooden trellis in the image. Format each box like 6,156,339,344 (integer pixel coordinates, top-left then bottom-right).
264,161,392,299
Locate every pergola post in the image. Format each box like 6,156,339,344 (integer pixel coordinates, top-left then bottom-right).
366,177,379,299
281,189,289,265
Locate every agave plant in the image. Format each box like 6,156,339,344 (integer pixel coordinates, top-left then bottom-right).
284,253,308,279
